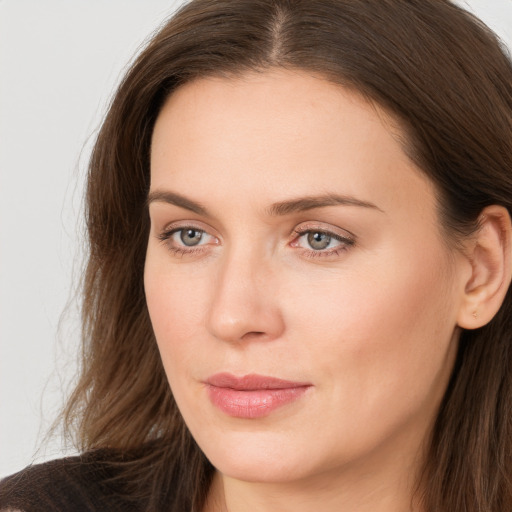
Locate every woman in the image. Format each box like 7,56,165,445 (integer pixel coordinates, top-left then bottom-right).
2,0,512,511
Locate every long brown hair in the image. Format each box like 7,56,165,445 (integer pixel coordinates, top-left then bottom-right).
63,1,512,510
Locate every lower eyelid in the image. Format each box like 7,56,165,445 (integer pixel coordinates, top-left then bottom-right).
293,229,354,245
158,227,220,252
301,246,349,259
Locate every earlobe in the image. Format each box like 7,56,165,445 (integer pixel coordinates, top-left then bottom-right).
457,205,512,330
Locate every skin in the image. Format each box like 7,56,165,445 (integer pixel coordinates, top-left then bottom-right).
145,69,485,512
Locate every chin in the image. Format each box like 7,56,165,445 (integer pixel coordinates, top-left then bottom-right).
212,453,310,484
192,426,323,483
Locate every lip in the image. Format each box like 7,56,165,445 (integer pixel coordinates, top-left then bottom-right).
205,373,311,419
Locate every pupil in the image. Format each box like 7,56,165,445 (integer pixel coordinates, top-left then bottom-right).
308,232,331,250
181,229,202,246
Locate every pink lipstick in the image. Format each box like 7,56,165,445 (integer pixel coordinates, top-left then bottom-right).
205,373,311,419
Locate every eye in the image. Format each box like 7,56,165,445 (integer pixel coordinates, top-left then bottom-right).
157,225,218,254
179,228,204,246
291,226,355,257
305,231,335,250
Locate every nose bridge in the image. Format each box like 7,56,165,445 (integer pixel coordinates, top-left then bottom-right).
206,241,284,343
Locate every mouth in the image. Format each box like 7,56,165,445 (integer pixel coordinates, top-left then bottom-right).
204,373,312,419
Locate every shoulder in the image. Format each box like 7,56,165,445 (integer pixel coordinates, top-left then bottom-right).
0,451,144,512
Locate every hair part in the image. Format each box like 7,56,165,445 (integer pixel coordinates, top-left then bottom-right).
61,1,512,510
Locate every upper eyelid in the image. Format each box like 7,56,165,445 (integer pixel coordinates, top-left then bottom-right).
156,220,356,243
160,226,215,242
293,222,356,241
158,219,218,236
293,229,355,250
294,230,354,243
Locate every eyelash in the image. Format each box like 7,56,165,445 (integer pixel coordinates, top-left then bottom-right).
157,225,356,259
157,226,211,257
291,228,355,258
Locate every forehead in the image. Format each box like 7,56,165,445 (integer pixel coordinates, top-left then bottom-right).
150,69,435,220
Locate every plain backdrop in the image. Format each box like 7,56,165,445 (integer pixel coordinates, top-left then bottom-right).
1,0,511,478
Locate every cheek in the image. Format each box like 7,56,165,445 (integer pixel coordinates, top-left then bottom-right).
285,240,459,424
144,256,212,376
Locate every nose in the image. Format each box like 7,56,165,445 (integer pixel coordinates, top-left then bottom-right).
206,249,285,344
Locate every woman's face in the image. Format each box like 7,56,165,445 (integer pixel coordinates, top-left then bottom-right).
145,70,468,485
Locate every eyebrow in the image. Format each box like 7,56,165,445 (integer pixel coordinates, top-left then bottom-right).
146,190,382,216
146,190,208,215
267,194,383,216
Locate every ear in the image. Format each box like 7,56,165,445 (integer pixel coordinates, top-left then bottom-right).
457,205,512,329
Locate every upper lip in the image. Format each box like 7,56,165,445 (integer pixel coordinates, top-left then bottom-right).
205,373,311,391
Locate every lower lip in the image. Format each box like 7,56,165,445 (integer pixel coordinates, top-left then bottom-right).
206,385,310,419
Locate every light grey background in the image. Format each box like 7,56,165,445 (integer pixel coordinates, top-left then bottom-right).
1,0,511,477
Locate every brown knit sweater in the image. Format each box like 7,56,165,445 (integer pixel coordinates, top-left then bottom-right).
0,452,146,512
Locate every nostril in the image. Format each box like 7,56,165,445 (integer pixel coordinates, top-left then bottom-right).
241,331,266,341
